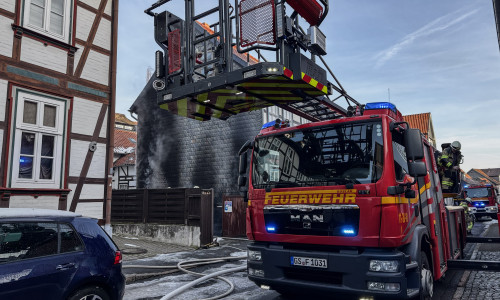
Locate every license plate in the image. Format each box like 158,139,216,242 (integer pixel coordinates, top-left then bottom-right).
291,256,327,268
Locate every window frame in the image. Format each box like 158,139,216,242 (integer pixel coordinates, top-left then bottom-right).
9,89,68,189
22,0,74,43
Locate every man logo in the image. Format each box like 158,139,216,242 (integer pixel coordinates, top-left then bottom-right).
291,214,324,223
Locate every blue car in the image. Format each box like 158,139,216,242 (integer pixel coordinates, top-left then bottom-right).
0,208,125,300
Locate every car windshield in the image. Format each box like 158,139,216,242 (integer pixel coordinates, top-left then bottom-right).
252,121,384,189
465,188,490,198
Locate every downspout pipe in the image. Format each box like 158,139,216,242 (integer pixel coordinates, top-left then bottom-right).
105,0,119,235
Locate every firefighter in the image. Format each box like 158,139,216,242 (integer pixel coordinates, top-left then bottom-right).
438,141,462,192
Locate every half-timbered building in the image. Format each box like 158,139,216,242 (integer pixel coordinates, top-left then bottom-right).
0,0,118,225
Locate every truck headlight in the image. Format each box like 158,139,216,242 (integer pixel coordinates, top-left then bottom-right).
367,281,400,292
369,260,399,272
248,250,262,261
468,207,477,213
486,206,498,213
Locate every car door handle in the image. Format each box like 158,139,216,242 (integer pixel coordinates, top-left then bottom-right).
56,263,75,270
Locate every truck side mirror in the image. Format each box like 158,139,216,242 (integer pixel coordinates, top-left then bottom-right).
239,152,248,175
404,129,424,160
408,161,427,177
238,175,247,187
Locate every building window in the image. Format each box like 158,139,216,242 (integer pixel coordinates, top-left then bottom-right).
23,0,73,43
10,90,67,188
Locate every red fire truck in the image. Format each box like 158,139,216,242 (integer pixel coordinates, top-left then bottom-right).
146,0,500,298
462,185,500,220
238,102,466,299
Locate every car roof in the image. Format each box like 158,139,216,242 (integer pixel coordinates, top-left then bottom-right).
0,208,82,219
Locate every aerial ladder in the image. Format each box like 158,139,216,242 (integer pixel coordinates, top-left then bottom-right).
145,0,359,122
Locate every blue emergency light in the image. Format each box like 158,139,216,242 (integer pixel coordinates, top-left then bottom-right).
266,226,276,232
365,102,397,112
261,121,277,130
341,226,356,236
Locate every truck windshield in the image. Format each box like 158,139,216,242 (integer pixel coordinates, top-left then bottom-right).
252,121,384,188
465,188,490,198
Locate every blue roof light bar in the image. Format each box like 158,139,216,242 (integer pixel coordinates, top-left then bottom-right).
365,102,397,112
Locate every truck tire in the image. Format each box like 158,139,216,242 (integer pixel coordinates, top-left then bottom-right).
419,251,433,300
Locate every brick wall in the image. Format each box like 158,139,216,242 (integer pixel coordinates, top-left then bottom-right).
133,85,262,235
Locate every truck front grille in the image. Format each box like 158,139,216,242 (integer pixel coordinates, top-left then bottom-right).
263,204,360,236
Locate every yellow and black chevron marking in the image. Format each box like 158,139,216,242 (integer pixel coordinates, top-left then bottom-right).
159,68,329,121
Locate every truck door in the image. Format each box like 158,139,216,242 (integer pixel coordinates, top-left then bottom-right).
422,144,447,269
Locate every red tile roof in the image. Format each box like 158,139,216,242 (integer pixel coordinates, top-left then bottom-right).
114,128,137,149
115,113,137,126
468,169,500,185
481,168,500,177
114,152,135,167
403,113,431,135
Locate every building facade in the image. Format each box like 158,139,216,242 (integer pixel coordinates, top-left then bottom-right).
112,113,136,190
0,0,118,222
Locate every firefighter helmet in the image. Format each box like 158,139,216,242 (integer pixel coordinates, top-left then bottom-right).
451,141,461,151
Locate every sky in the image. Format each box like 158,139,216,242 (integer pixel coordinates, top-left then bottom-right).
116,0,500,172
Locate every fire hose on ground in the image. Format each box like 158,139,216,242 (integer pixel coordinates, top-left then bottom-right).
122,250,247,300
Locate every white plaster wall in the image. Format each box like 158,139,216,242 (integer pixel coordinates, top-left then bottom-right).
9,196,59,210
75,6,95,41
104,0,112,16
80,50,109,85
0,15,14,58
73,43,85,72
72,97,102,136
69,139,88,177
75,202,103,219
87,143,106,178
80,0,101,9
0,0,16,12
93,18,111,50
21,38,67,73
67,183,104,219
0,79,7,122
81,184,104,199
69,141,106,178
99,109,108,138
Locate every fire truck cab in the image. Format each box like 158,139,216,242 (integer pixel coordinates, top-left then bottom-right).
241,102,466,299
462,185,500,220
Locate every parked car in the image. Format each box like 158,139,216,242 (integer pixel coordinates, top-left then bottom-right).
0,208,125,300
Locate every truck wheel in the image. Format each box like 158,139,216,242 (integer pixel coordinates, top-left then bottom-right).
419,251,433,300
